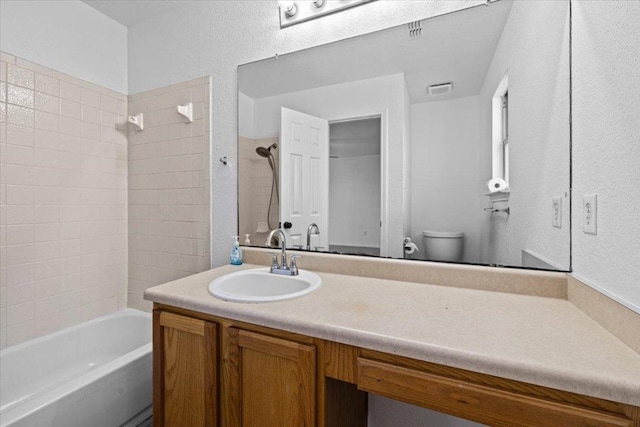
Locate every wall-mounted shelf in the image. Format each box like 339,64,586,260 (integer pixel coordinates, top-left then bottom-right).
177,102,193,123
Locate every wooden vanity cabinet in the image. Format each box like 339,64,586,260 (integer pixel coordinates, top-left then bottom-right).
153,306,640,427
153,310,218,427
220,326,316,427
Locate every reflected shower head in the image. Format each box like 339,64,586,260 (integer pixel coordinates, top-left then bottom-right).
255,143,277,158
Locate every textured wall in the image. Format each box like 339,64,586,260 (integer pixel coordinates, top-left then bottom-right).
0,52,128,348
127,78,211,311
127,0,484,267
0,0,128,94
477,0,570,269
572,1,640,312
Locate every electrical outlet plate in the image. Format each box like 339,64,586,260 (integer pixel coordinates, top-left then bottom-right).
583,194,597,235
552,197,562,228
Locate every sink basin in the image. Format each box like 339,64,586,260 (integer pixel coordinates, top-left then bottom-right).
208,267,322,303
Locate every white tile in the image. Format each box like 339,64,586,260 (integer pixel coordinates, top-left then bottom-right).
6,124,34,146
59,116,82,137
6,225,34,245
4,144,33,166
7,84,34,108
6,263,34,286
7,301,34,325
34,313,59,337
34,223,60,242
33,167,59,187
34,129,58,150
35,241,59,261
6,104,34,127
7,65,34,89
82,105,101,124
59,81,82,102
6,185,33,204
34,186,59,205
35,110,59,132
35,92,59,114
34,259,59,281
34,277,60,299
33,148,59,168
35,74,59,96
60,99,82,119
6,282,34,305
4,205,34,225
6,320,34,346
81,88,100,108
35,295,59,318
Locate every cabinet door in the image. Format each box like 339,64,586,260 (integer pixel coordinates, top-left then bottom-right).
222,327,316,427
153,310,217,427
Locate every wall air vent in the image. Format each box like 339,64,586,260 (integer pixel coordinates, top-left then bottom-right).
407,20,424,40
428,83,453,96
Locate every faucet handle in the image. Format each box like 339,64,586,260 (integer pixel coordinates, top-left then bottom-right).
289,255,302,275
268,252,280,270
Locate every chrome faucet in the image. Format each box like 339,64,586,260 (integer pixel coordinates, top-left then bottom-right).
266,229,300,275
306,223,320,251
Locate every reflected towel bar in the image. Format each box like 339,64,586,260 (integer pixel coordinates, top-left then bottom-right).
484,207,510,214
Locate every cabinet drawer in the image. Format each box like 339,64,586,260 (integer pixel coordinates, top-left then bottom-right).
357,358,633,427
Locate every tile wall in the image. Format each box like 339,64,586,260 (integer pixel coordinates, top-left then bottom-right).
238,136,280,246
0,51,128,348
127,78,211,311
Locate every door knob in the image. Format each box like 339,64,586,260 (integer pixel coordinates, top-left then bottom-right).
283,221,293,229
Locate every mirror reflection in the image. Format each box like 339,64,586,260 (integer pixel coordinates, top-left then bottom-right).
238,0,570,270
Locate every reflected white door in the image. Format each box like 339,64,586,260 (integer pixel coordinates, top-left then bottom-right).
280,107,329,250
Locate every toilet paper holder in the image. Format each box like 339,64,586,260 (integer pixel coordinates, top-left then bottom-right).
484,207,510,214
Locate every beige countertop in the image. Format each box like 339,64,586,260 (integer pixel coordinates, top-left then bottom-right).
144,263,640,407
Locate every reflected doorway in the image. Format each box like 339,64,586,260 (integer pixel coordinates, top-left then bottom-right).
329,117,382,256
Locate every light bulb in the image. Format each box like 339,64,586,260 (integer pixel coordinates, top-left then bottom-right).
313,0,324,7
281,1,297,18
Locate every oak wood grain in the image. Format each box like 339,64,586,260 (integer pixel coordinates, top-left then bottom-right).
358,358,633,427
223,326,317,427
325,341,359,384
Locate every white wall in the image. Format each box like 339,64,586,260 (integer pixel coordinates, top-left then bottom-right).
572,0,640,312
126,0,484,267
251,74,408,258
0,0,128,94
410,96,483,263
329,155,381,248
477,0,570,269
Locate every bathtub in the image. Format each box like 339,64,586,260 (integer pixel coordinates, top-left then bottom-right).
0,309,152,427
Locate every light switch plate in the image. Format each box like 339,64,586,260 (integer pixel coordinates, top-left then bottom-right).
552,197,562,228
583,194,597,235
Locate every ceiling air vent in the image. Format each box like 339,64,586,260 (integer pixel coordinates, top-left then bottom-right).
407,20,424,40
428,83,453,96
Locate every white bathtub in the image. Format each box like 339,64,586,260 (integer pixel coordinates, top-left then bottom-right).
0,309,152,427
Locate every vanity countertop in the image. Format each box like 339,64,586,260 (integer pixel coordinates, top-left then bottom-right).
144,263,640,407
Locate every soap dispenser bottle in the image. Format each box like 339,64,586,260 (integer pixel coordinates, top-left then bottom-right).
230,236,243,265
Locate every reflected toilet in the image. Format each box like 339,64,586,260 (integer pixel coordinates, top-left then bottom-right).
422,231,464,262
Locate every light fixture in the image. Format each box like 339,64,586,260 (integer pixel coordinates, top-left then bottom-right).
279,0,375,29
281,1,297,18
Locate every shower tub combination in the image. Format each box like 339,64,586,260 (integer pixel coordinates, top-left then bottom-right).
0,309,152,427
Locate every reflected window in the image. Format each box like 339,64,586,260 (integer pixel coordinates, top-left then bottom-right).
492,74,509,185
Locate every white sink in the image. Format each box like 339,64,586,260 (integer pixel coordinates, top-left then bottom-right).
208,267,322,303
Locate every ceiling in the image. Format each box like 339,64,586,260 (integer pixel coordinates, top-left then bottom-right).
82,0,184,27
239,1,513,104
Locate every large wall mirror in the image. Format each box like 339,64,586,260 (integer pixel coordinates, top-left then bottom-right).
238,0,571,271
